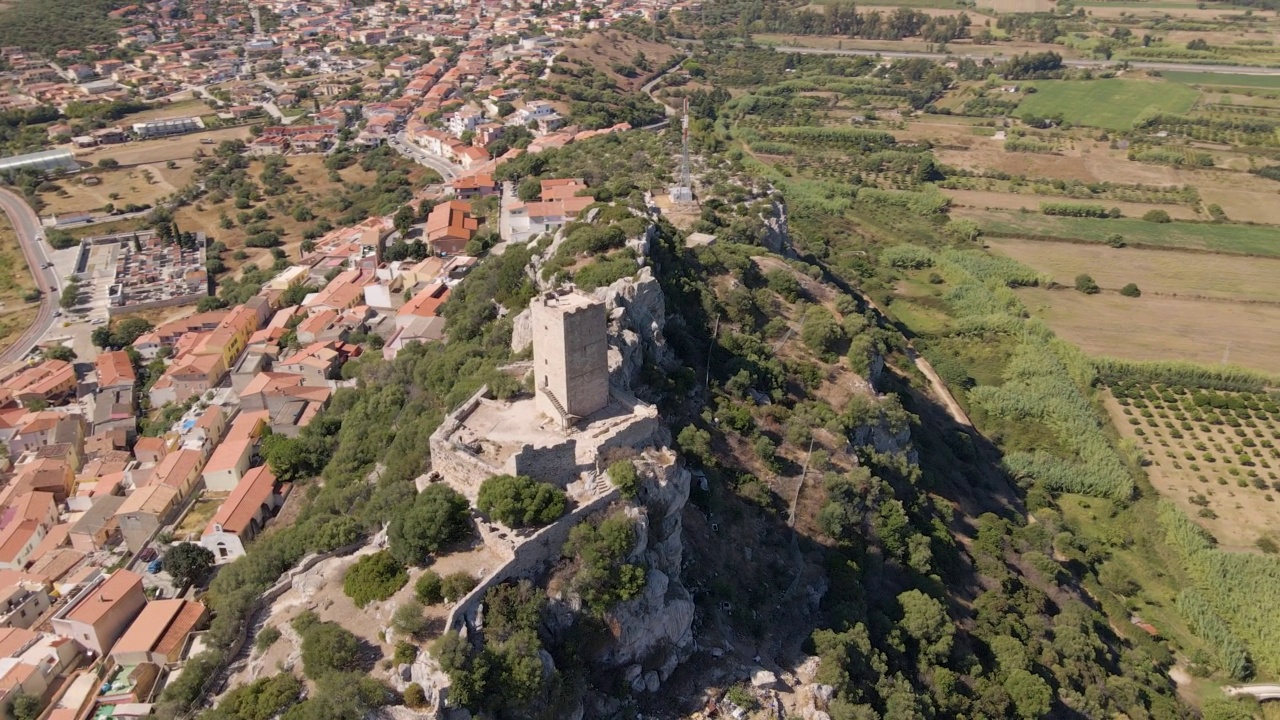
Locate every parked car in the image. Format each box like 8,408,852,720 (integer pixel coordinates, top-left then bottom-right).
138,547,157,562
146,558,163,574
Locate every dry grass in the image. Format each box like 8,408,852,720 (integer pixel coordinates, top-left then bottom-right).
561,31,683,93
73,126,253,167
173,155,391,272
1102,393,1280,553
120,98,210,124
1015,286,1280,374
39,160,197,215
988,237,1280,303
0,210,38,355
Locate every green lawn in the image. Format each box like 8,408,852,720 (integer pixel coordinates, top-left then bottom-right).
968,210,1280,257
1016,78,1200,130
1159,71,1280,90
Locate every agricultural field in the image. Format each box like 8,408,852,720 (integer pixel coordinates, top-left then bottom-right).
961,210,1280,256
1015,79,1200,131
0,211,38,354
1103,383,1280,553
1161,72,1280,91
987,237,1280,303
1014,288,1280,374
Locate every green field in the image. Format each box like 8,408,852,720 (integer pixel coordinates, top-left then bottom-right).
966,210,1280,256
1016,79,1200,130
1159,71,1280,90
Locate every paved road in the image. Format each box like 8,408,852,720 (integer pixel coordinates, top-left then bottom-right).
390,132,461,181
0,187,59,367
770,45,1280,75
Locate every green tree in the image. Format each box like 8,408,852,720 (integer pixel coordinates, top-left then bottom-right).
476,474,567,528
59,281,79,309
1142,209,1172,223
8,692,40,720
388,484,472,565
801,306,845,359
1119,283,1141,298
1003,669,1052,719
43,345,75,362
897,589,954,663
393,204,416,236
517,177,542,202
343,550,408,607
163,543,215,588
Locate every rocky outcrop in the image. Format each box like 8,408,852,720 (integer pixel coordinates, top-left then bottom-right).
594,267,671,392
594,448,695,689
761,199,790,256
848,404,917,465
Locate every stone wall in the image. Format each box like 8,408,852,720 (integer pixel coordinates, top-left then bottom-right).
510,439,580,487
423,386,499,497
444,488,620,634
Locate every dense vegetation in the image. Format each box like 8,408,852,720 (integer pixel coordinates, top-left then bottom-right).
0,0,122,52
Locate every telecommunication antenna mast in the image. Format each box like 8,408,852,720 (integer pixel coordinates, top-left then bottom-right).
669,98,694,203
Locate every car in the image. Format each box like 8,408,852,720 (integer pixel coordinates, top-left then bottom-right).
146,558,163,574
53,310,61,317
138,547,157,562
91,318,105,325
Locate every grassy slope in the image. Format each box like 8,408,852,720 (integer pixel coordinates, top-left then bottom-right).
1017,79,1199,130
0,210,36,353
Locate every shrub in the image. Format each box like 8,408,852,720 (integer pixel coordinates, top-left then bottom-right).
441,572,478,602
254,626,281,653
392,599,429,638
476,474,567,527
1143,209,1172,223
299,621,361,678
415,571,444,604
1074,274,1100,294
404,683,427,708
1119,283,1141,298
393,640,418,665
343,550,408,607
607,459,640,499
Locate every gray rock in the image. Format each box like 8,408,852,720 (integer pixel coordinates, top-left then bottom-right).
751,669,779,689
643,670,660,693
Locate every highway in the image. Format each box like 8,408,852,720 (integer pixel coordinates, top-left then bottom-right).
769,45,1280,76
0,187,58,367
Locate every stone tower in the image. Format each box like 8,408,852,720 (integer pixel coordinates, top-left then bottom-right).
531,291,608,426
